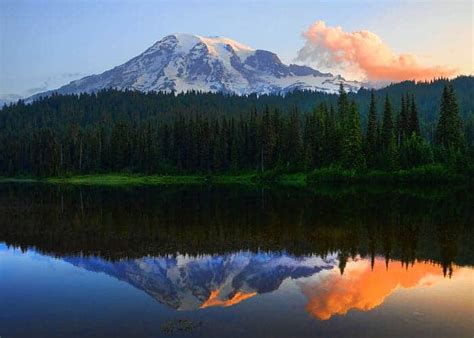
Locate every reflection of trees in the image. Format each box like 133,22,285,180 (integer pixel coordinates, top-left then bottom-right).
0,184,472,273
433,196,468,277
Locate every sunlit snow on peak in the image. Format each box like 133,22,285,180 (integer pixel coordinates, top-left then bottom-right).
198,35,255,59
31,33,364,99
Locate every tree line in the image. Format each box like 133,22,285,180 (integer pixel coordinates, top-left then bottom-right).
0,82,471,177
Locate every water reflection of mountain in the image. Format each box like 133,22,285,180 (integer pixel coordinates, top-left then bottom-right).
1,183,473,274
60,252,471,319
64,252,336,310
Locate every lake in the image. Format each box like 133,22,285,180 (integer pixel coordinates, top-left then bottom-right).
0,183,473,338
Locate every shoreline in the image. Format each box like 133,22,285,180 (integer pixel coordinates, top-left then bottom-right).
0,165,471,187
0,174,300,186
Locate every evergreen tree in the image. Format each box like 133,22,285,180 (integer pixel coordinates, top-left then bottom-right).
397,94,408,146
302,114,315,170
323,104,341,165
465,115,474,163
408,94,420,136
110,122,130,171
283,107,302,169
400,133,433,169
436,84,464,150
337,83,350,121
260,105,276,171
247,108,258,170
365,90,378,168
312,103,327,168
381,95,394,151
0,80,472,177
381,95,398,170
341,101,363,169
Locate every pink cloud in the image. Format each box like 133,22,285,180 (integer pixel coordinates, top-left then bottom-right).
296,21,457,83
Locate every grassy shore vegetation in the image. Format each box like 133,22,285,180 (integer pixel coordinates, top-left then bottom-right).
306,164,473,185
46,174,205,185
2,164,472,186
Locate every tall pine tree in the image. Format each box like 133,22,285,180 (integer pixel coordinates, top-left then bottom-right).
342,100,363,169
397,94,408,146
365,90,378,168
408,94,420,136
381,95,398,170
436,84,464,150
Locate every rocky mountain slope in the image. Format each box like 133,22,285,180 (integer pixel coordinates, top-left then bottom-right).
33,34,363,99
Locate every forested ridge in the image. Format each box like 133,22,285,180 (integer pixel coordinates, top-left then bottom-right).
0,76,472,177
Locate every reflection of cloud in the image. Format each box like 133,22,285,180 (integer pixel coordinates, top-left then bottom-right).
296,21,457,83
200,289,257,309
301,258,453,320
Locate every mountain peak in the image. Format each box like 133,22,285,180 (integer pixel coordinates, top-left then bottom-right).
162,33,255,60
30,33,364,99
197,35,254,54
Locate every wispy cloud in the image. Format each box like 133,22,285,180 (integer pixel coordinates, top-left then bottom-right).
296,21,457,83
61,72,82,79
25,82,49,95
22,72,84,97
0,93,23,105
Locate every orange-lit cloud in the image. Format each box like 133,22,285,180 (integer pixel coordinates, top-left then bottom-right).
296,21,457,83
301,259,455,320
200,289,257,309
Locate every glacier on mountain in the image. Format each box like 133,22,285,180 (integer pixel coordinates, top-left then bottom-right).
32,33,363,99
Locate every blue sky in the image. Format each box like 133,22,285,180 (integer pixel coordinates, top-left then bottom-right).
0,0,472,98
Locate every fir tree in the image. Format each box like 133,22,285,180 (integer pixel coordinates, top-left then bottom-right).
400,133,433,169
0,80,472,177
381,95,394,151
381,95,398,170
436,84,464,150
260,105,276,171
408,94,420,136
323,104,340,165
397,94,408,146
341,101,363,169
365,90,378,168
337,83,350,121
284,107,302,169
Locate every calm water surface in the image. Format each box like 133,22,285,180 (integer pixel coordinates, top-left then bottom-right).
0,184,473,338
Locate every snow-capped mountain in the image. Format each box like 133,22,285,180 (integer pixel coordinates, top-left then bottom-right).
65,251,337,310
32,34,362,98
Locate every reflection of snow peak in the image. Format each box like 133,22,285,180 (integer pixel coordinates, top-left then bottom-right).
301,258,455,320
63,253,466,315
65,251,337,311
200,289,257,308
